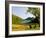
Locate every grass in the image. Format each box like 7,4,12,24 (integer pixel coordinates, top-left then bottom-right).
12,23,40,31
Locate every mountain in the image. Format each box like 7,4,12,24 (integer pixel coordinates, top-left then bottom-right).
21,17,35,24
25,17,35,20
21,17,39,24
12,15,23,24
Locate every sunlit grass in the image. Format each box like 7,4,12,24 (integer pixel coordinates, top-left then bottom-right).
12,23,40,31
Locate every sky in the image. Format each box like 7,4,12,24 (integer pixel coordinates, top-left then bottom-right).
12,7,35,19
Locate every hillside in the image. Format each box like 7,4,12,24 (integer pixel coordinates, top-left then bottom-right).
12,15,23,24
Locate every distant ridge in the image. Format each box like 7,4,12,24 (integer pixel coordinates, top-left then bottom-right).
21,17,35,24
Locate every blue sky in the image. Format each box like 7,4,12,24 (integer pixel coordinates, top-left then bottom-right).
12,7,35,19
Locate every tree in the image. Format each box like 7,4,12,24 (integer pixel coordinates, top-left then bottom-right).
27,7,40,27
27,7,40,22
27,7,40,17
